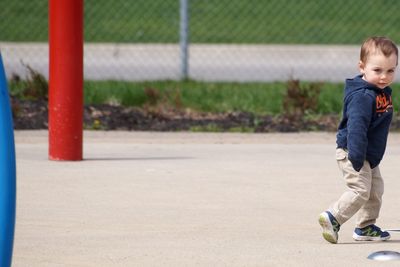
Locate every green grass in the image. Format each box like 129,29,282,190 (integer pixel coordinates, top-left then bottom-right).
10,78,400,116
82,80,345,115
1,0,400,44
83,80,286,114
83,81,400,115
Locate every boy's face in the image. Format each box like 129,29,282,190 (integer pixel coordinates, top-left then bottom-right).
359,52,398,89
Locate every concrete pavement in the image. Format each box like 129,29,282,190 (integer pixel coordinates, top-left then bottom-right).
1,42,363,82
11,131,400,266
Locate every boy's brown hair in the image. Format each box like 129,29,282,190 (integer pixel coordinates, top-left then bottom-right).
360,36,398,65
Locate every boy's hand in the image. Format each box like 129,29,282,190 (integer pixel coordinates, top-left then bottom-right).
348,156,363,172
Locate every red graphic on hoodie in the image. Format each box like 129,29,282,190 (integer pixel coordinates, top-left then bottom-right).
376,93,392,113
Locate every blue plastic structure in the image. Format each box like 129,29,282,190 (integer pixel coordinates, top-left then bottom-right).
0,53,16,267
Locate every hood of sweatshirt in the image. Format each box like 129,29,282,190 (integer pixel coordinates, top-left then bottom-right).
344,75,388,99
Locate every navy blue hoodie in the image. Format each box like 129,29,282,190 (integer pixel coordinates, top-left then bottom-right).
336,75,393,172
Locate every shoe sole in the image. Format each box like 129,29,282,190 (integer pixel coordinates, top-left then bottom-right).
318,213,338,244
352,233,391,241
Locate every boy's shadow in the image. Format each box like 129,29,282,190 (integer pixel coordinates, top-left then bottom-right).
340,239,400,245
83,156,194,161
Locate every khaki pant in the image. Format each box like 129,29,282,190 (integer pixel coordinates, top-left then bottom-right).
329,148,384,229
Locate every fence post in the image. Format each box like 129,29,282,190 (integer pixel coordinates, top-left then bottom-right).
180,0,189,80
0,52,17,267
49,0,84,160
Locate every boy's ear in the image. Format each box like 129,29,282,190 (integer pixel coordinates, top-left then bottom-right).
358,60,365,74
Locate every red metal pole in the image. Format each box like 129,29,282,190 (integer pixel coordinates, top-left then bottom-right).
49,0,83,160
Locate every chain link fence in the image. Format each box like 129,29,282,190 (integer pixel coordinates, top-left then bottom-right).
1,0,400,82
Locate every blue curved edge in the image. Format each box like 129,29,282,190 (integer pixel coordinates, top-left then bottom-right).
0,53,17,267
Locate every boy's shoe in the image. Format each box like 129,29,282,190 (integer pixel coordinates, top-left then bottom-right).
318,211,340,244
352,225,391,241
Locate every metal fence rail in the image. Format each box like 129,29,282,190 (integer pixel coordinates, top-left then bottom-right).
1,0,400,82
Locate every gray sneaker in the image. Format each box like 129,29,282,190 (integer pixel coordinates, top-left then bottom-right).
353,225,390,241
318,211,340,244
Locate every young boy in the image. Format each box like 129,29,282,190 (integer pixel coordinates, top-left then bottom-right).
319,36,398,244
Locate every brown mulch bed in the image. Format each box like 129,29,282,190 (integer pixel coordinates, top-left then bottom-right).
15,98,400,132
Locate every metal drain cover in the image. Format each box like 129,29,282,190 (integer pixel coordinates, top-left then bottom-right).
368,251,400,261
